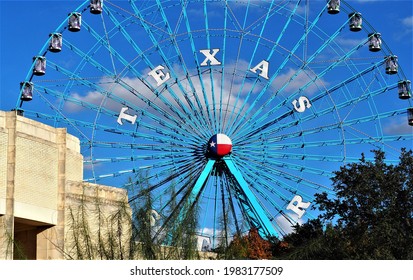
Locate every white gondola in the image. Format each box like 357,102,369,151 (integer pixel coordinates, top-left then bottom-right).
33,56,46,76
349,12,362,32
327,0,340,14
68,12,82,32
408,108,413,126
90,0,103,14
48,33,62,53
20,82,33,101
368,33,382,52
385,55,398,75
398,80,411,100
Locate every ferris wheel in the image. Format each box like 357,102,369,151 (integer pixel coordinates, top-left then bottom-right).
17,0,412,246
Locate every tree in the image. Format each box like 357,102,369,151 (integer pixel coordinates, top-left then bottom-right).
246,228,272,259
222,228,272,259
131,174,201,260
269,149,413,260
132,171,159,260
64,184,134,260
224,233,248,259
314,149,413,259
270,219,349,259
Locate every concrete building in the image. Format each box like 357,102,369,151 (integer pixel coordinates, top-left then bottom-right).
0,110,131,259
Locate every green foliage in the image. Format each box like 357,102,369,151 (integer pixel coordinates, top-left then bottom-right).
271,220,349,259
315,149,413,259
276,149,413,260
65,191,134,260
131,172,200,260
224,233,249,259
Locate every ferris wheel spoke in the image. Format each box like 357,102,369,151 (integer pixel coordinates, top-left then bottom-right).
245,152,336,175
234,155,330,201
99,10,119,76
85,141,207,155
43,54,210,139
61,9,206,135
85,148,202,164
151,168,220,242
250,159,333,196
223,1,301,133
154,0,213,131
243,0,286,33
228,158,309,230
23,102,204,150
152,181,204,244
237,83,398,146
230,159,292,206
87,154,200,187
233,50,379,139
167,0,217,131
226,176,245,236
128,1,214,134
252,109,407,146
34,82,205,143
264,134,413,153
128,162,203,202
235,23,387,139
232,0,278,98
84,4,210,137
217,3,229,134
221,1,251,132
199,0,219,132
233,59,389,141
226,3,333,135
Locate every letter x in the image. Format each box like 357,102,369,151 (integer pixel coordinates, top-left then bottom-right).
199,49,221,66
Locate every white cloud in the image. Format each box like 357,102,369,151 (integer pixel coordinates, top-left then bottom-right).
402,16,413,29
63,75,159,114
64,61,261,125
271,67,329,96
275,213,306,236
384,116,413,135
335,37,365,48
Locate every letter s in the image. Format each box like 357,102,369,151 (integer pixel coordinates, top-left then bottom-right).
292,96,312,113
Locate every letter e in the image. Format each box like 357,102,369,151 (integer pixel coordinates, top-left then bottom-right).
148,65,171,86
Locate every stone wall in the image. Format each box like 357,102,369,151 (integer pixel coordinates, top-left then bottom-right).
63,181,132,259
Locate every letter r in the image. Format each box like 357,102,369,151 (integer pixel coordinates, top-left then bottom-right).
286,195,311,218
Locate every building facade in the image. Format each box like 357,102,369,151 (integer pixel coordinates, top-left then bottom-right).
0,110,131,259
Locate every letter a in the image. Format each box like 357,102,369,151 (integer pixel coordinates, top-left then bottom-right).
250,60,270,80
200,49,221,66
148,65,170,86
286,195,311,218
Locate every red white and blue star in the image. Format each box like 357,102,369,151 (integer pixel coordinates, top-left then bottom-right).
208,133,232,157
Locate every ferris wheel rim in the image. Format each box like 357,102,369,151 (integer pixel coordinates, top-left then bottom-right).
16,0,413,242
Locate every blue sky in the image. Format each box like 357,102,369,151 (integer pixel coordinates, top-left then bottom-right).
0,1,412,111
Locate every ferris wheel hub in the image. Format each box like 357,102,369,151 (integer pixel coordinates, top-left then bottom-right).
207,133,232,158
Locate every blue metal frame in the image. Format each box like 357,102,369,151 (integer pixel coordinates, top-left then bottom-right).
185,158,279,238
